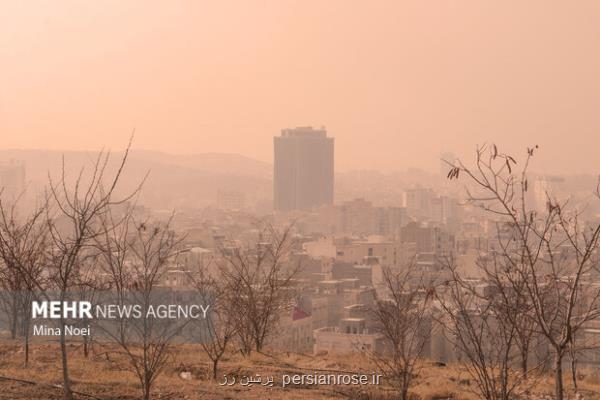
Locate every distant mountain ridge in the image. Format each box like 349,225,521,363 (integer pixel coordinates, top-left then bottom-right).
0,149,272,177
0,149,272,209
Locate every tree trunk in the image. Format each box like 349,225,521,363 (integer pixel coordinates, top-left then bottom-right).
83,336,89,358
501,364,509,400
143,375,151,400
212,358,219,380
571,356,578,393
255,335,262,353
10,300,18,340
520,346,528,379
401,373,409,400
24,332,29,367
555,352,564,400
60,320,73,400
22,311,30,367
239,335,252,357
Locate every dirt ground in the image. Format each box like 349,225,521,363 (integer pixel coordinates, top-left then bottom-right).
0,340,599,399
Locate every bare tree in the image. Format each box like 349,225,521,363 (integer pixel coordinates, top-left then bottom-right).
96,213,185,400
22,141,141,400
218,222,299,355
366,264,432,400
446,144,600,400
0,196,49,366
436,257,528,400
190,270,237,380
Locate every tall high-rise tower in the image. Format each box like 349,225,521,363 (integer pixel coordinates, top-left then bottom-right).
274,126,334,211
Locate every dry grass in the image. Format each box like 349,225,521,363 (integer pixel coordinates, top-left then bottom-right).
0,340,599,399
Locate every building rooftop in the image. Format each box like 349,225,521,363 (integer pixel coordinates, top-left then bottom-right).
280,126,327,138
342,317,365,322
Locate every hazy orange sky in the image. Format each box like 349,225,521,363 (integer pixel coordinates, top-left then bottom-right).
1,1,599,173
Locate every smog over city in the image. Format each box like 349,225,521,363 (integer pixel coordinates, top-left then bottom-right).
1,2,600,400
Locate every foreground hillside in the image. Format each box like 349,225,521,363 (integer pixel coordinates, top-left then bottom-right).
0,341,599,399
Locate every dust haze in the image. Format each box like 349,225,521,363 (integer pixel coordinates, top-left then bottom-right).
2,1,600,174
2,3,600,400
